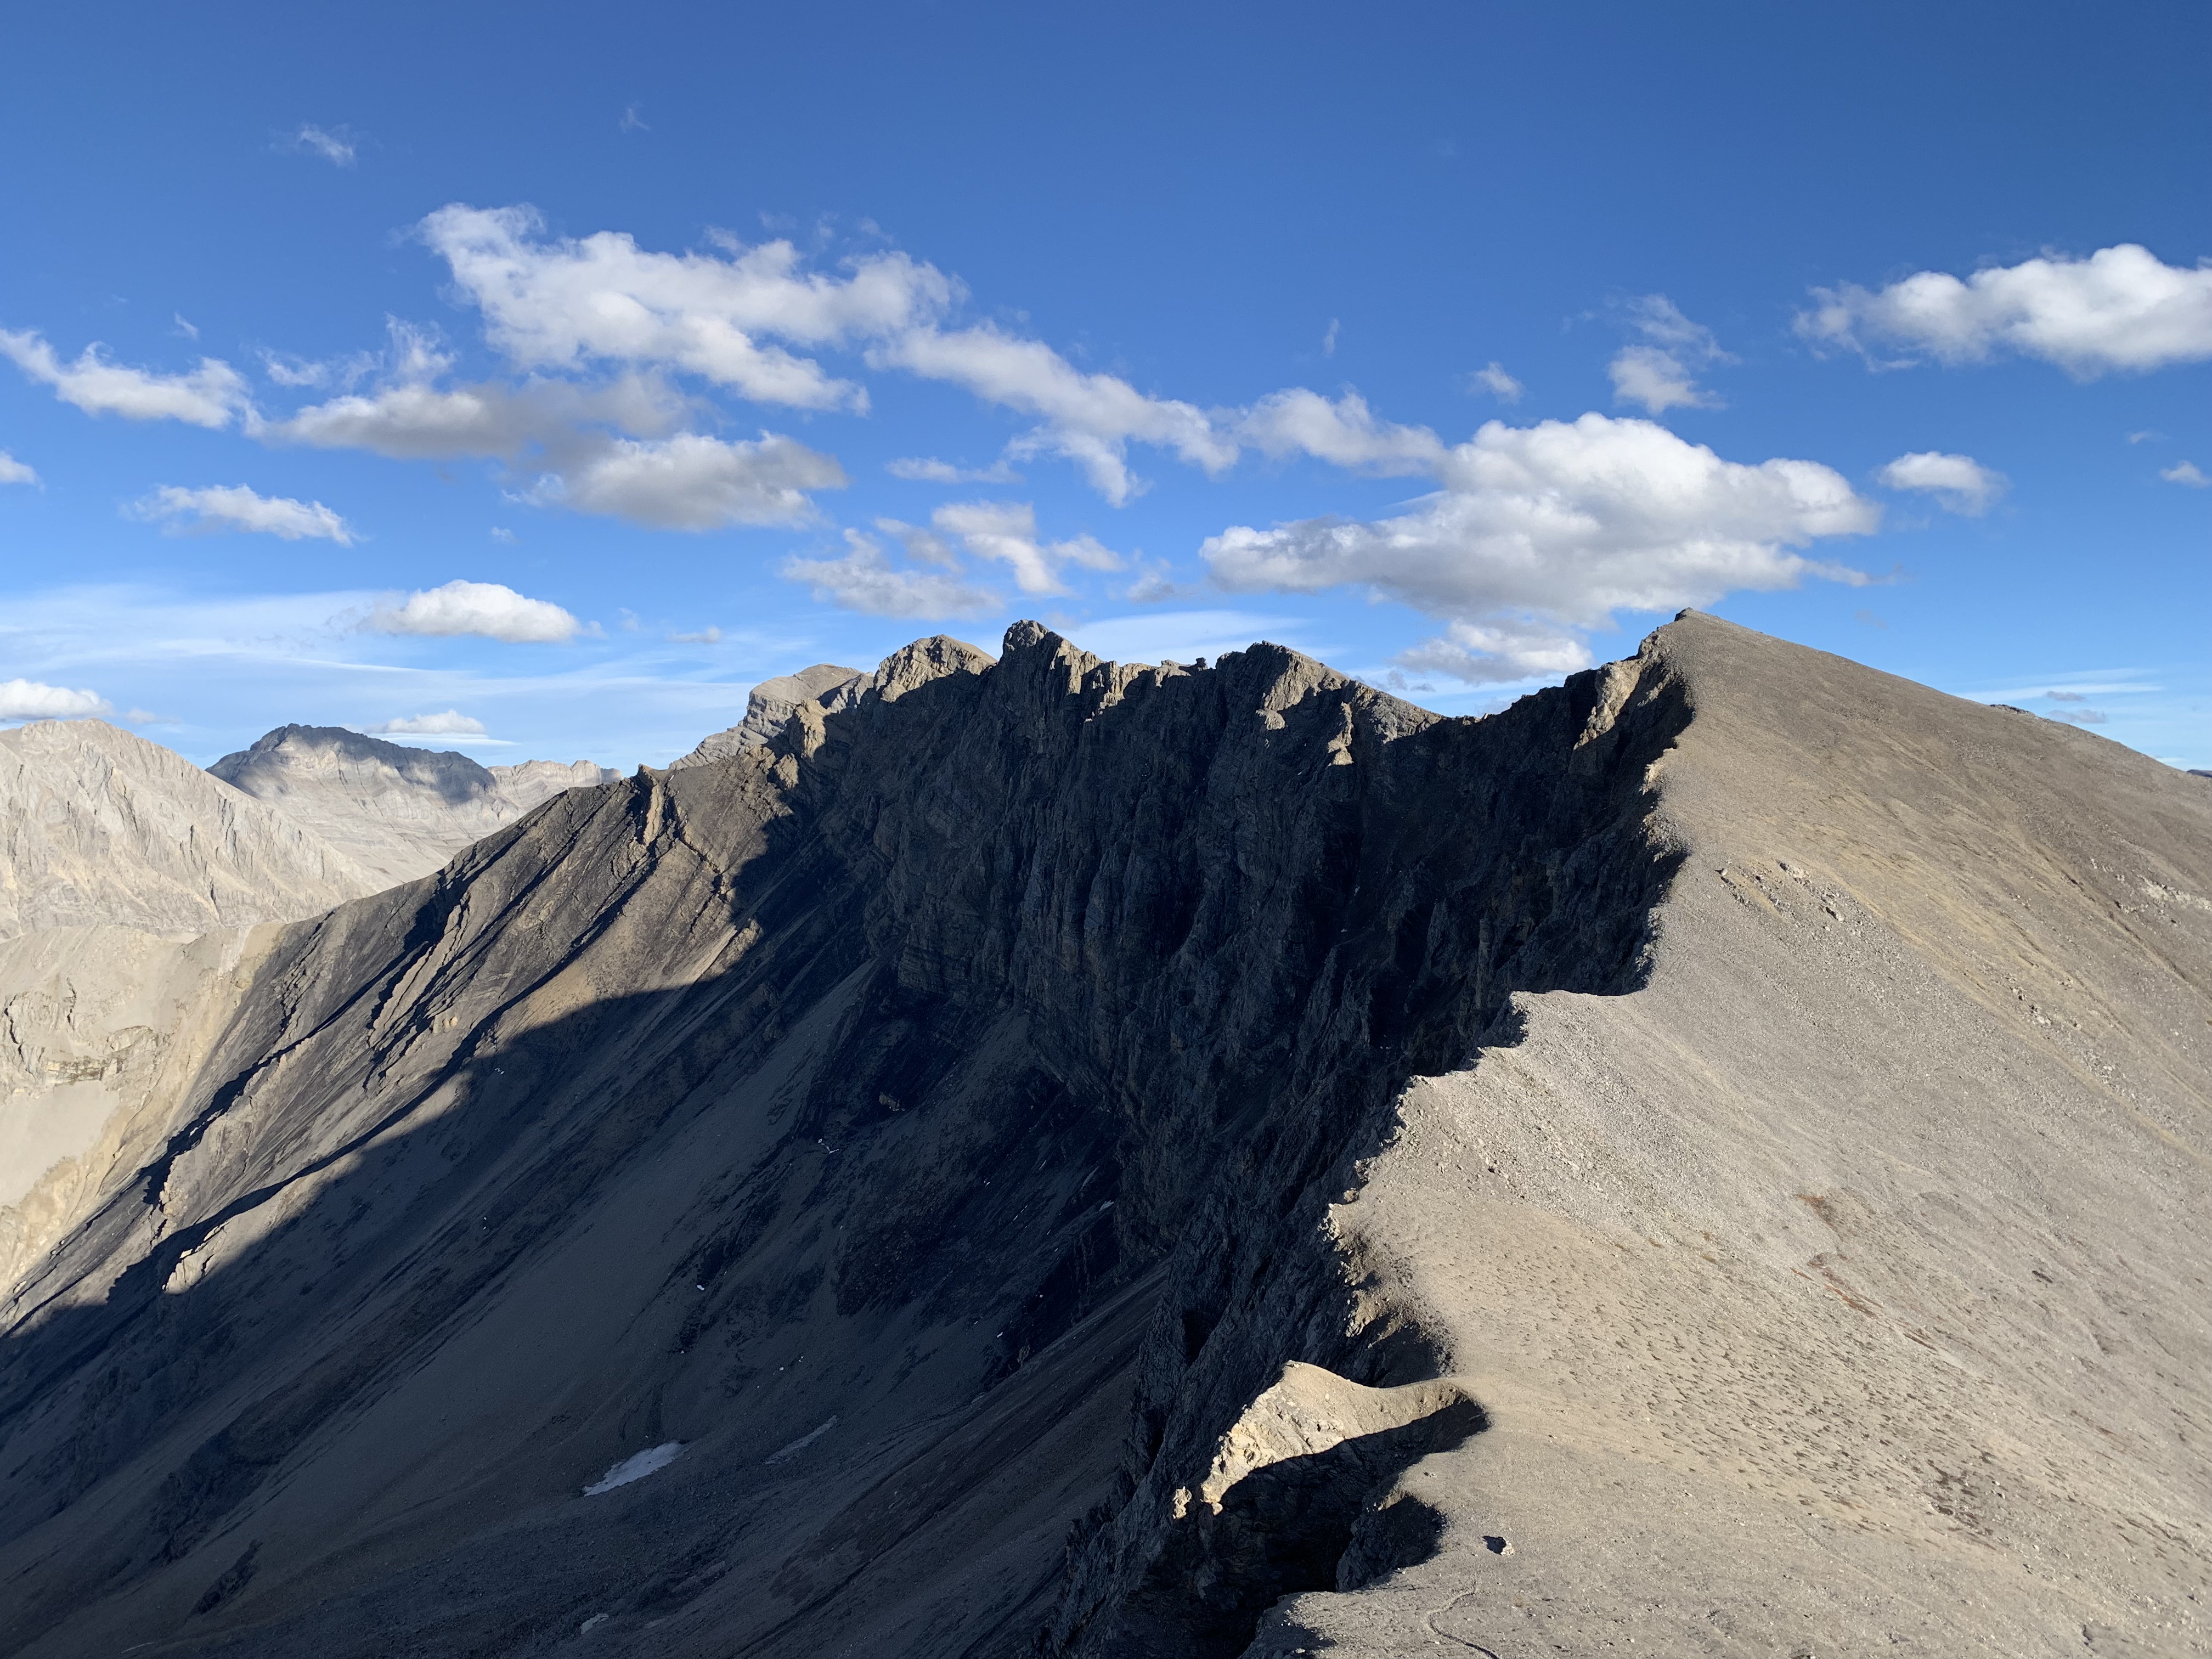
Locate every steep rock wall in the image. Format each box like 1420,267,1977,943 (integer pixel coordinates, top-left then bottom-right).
0,621,1688,1658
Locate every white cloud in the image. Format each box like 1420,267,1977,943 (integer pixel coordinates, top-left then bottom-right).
1877,451,2007,515
1235,389,1444,475
1469,362,1523,402
1608,296,1730,414
877,324,1234,505
0,678,110,722
782,529,998,618
886,455,1020,483
1204,413,1876,680
2162,460,2210,488
360,710,486,736
929,500,1123,595
1799,244,2212,376
127,483,357,543
419,204,952,410
1323,319,1340,357
0,450,37,486
1608,347,1710,414
542,431,844,529
294,123,357,166
668,625,723,644
1395,620,1595,684
173,314,199,340
366,580,583,643
0,329,251,427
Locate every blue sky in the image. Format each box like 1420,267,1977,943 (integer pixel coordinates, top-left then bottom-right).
2,0,2207,769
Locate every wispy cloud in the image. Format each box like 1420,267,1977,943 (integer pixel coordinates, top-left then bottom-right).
0,329,252,427
292,123,358,166
885,455,1019,484
782,528,999,618
1468,362,1522,402
1607,295,1733,414
928,500,1123,595
2161,460,2209,488
127,483,356,543
0,451,37,487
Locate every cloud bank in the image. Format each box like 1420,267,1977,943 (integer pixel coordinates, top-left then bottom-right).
1204,413,1876,680
1801,244,2212,376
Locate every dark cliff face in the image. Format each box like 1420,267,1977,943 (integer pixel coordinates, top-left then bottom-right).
0,623,1689,1658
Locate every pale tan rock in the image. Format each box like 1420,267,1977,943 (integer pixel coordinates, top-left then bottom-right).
208,725,618,884
0,720,381,939
670,663,867,769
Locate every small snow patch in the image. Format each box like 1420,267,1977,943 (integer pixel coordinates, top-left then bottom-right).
765,1416,838,1465
583,1441,685,1495
579,1613,608,1634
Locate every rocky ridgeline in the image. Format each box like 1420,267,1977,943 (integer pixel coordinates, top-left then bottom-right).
0,617,2204,1659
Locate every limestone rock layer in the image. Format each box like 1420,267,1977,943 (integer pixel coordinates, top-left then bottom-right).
0,720,381,939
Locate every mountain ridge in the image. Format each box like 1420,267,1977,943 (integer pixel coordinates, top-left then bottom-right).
0,615,2204,1658
208,725,619,885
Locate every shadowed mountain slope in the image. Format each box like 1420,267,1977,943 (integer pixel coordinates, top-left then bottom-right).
0,616,2205,1658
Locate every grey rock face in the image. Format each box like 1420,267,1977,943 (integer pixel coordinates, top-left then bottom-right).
209,725,618,884
0,617,2204,1659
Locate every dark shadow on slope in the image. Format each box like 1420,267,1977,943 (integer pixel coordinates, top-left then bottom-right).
1108,1395,1487,1659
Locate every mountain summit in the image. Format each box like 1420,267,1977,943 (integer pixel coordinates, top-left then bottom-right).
208,725,618,885
0,616,2204,1658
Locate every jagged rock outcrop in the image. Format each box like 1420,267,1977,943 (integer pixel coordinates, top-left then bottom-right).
670,664,868,769
0,721,381,939
0,616,2204,1659
208,726,618,886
